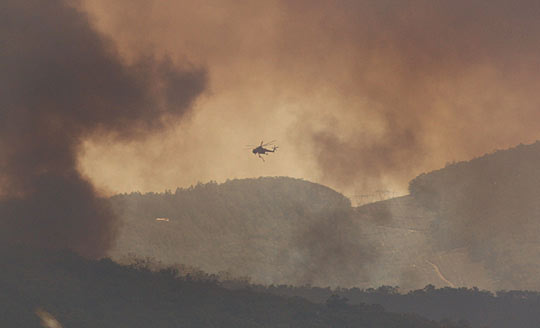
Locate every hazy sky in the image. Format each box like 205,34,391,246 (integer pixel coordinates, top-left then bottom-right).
79,0,540,198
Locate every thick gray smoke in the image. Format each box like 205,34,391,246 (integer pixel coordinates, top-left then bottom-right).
289,206,376,287
0,0,206,257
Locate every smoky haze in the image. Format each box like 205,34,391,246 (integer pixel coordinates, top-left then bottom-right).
290,206,376,287
80,0,540,196
288,0,540,192
0,0,206,257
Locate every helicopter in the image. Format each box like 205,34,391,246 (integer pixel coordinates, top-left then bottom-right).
246,140,278,161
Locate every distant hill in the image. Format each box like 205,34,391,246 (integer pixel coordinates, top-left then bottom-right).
109,142,540,291
342,141,540,291
109,177,375,288
408,141,540,290
354,196,496,291
110,177,462,290
0,246,465,328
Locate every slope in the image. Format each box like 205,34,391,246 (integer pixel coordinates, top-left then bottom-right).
109,177,375,287
409,141,540,290
0,246,464,328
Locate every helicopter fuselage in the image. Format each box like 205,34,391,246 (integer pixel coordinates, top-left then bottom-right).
252,146,275,154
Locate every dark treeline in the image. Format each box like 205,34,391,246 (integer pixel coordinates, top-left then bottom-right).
0,246,465,328
242,283,540,328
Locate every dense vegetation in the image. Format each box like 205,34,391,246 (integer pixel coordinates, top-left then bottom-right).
409,141,540,290
0,247,464,328
245,283,540,328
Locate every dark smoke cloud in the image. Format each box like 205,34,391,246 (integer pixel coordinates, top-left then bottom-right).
0,0,206,257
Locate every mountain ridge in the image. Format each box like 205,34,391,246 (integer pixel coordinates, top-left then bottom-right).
110,141,540,290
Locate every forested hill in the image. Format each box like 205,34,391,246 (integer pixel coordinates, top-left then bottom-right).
247,284,540,328
350,141,540,291
0,247,466,328
108,177,371,287
109,142,540,291
408,141,540,290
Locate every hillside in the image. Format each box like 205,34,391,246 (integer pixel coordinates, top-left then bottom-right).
408,141,540,290
110,177,456,290
110,142,540,291
355,196,495,290
109,177,374,287
109,181,496,291
0,246,465,328
346,141,540,291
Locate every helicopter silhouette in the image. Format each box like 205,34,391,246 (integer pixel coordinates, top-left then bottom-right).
246,140,278,161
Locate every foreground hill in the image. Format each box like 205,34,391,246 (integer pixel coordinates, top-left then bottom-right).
109,177,374,287
247,284,540,328
0,247,463,328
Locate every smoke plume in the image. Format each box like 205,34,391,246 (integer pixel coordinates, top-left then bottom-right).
0,0,206,257
289,206,376,287
287,0,540,193
78,0,540,197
